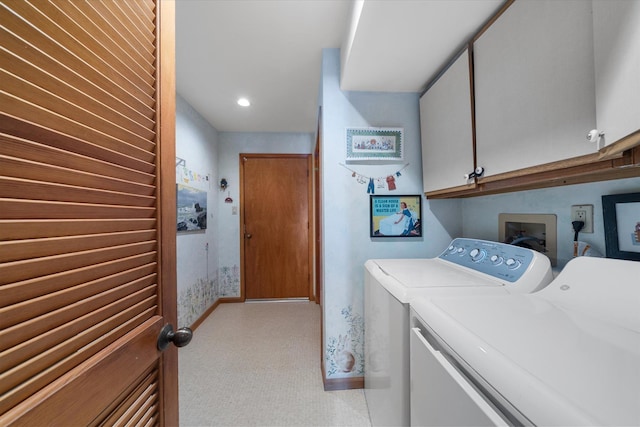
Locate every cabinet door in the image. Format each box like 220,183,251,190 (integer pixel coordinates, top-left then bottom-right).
420,49,474,193
474,0,596,178
593,0,640,146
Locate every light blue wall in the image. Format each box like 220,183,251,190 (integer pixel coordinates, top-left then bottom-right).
462,177,640,267
176,94,220,327
320,48,461,378
216,132,314,297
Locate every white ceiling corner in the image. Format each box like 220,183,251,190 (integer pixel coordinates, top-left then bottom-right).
176,0,505,133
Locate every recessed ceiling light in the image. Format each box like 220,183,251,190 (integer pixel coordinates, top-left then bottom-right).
237,97,250,107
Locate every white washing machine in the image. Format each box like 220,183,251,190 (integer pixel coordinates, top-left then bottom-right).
364,238,554,427
410,256,640,426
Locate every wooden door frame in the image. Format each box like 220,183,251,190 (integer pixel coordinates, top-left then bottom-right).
239,153,314,301
314,108,323,306
157,1,178,425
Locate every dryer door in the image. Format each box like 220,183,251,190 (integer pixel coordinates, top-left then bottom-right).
410,328,507,426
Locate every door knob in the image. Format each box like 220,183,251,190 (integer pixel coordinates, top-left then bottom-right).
245,233,252,239
157,324,193,351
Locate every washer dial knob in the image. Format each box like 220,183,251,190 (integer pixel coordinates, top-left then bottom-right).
469,248,486,262
505,258,521,270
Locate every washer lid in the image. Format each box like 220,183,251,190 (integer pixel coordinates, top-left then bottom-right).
366,259,503,304
413,294,640,426
372,258,503,288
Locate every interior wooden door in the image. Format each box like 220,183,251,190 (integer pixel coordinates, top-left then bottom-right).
241,154,312,300
0,1,179,425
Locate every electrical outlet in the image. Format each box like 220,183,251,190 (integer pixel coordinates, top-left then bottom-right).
571,204,593,233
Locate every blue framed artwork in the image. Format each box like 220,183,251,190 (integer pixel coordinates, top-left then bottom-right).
177,184,207,232
346,127,403,161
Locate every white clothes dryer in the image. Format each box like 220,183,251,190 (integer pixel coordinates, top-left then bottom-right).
364,238,553,427
410,256,640,426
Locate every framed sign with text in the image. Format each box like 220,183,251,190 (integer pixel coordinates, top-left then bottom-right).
370,195,421,238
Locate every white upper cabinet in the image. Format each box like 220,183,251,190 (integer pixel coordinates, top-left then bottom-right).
420,49,474,193
474,0,597,178
592,0,640,146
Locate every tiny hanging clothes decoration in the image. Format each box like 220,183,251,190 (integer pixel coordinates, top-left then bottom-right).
367,178,375,194
386,175,396,191
339,163,409,194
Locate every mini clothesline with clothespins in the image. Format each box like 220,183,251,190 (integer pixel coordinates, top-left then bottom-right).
339,162,410,193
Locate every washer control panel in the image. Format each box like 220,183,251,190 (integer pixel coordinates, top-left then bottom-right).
439,238,541,283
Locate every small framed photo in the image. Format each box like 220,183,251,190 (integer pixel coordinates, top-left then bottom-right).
346,127,403,161
370,195,422,238
602,192,640,260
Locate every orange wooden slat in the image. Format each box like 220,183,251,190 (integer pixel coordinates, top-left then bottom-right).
3,0,156,102
0,230,157,263
1,28,155,124
0,49,156,140
120,0,156,40
0,177,155,208
25,0,155,90
0,253,157,307
0,241,157,285
2,82,156,156
0,10,155,112
2,179,154,213
130,395,159,427
0,219,156,241
1,99,155,166
0,155,154,197
0,295,157,393
0,266,157,330
59,0,155,79
0,310,159,418
0,284,157,368
100,0,155,49
94,370,158,427
133,0,156,23
0,135,155,187
0,118,156,175
84,2,155,58
0,198,156,220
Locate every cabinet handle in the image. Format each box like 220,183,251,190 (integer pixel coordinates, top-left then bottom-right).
464,166,485,181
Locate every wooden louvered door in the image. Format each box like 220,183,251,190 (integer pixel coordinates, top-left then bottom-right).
0,1,178,425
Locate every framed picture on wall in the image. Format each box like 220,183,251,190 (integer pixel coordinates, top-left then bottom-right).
370,195,422,238
346,127,403,161
177,184,207,232
602,192,640,260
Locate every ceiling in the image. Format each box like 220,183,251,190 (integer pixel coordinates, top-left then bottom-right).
175,0,505,133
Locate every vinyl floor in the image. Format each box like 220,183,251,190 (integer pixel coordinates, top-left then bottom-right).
179,301,372,426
